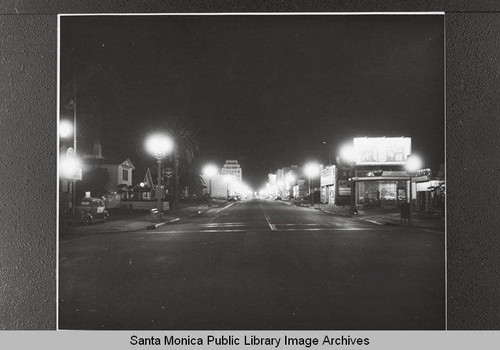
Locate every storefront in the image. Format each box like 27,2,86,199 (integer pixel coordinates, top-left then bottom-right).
320,165,336,204
346,137,413,207
353,171,409,207
413,168,445,213
335,166,351,206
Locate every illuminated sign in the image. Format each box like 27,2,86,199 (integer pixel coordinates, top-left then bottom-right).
320,166,335,186
338,180,350,196
353,137,411,165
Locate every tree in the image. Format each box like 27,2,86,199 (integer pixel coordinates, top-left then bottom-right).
77,167,110,199
158,116,199,208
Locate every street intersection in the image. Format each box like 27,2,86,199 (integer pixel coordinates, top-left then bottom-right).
59,199,445,330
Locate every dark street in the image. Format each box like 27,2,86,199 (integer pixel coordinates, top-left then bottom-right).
59,199,445,330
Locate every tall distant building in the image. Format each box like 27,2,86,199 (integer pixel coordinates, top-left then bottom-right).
221,160,242,183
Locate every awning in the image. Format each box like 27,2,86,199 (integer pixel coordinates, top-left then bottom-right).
353,175,431,182
353,176,409,182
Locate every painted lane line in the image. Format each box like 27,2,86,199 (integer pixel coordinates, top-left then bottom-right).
203,224,268,229
263,212,277,231
259,204,277,231
216,202,236,213
203,221,260,226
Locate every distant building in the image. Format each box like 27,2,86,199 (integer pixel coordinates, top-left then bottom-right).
202,174,229,199
268,173,276,185
293,179,308,199
277,165,300,198
221,160,242,183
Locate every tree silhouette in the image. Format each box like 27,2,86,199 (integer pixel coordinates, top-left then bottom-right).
157,116,199,208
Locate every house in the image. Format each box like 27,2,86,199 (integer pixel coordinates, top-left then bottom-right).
81,140,135,200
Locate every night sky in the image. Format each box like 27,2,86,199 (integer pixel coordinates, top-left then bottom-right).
60,15,444,190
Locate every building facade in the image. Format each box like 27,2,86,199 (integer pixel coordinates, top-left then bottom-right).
221,160,242,183
343,137,412,208
82,140,135,199
320,165,336,204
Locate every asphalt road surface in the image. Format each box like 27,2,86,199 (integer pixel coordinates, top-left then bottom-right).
59,199,445,330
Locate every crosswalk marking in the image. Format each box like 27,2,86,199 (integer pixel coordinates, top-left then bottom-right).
151,227,384,234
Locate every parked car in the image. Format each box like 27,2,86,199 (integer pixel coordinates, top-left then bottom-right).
75,197,109,225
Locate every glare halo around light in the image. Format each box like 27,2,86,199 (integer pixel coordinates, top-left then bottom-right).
203,164,218,177
340,144,356,163
60,120,73,138
405,155,422,173
146,134,174,159
304,162,320,178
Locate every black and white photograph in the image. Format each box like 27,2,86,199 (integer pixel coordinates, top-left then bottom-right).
58,14,445,330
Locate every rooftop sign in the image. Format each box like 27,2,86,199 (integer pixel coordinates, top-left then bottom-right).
353,137,411,165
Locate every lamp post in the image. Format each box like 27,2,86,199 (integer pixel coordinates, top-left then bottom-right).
405,154,422,225
60,149,81,222
59,119,77,222
146,134,174,221
203,164,218,207
223,174,234,200
304,162,320,207
340,144,357,217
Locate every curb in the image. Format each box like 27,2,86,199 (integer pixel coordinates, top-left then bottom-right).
321,209,351,217
380,221,445,231
147,217,180,230
146,209,206,230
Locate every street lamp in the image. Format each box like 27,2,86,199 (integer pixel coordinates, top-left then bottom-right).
60,149,81,223
223,174,234,200
405,154,422,225
203,164,218,206
304,162,320,207
60,120,73,139
339,144,357,216
60,154,81,179
146,134,174,221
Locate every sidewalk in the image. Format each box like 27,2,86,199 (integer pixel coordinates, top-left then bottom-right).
60,202,227,236
294,202,445,232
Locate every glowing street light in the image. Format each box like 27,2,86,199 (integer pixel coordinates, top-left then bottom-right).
60,120,73,138
203,164,218,206
60,154,81,179
405,154,422,225
340,144,356,164
304,162,320,206
146,134,174,160
146,133,174,221
405,154,422,173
